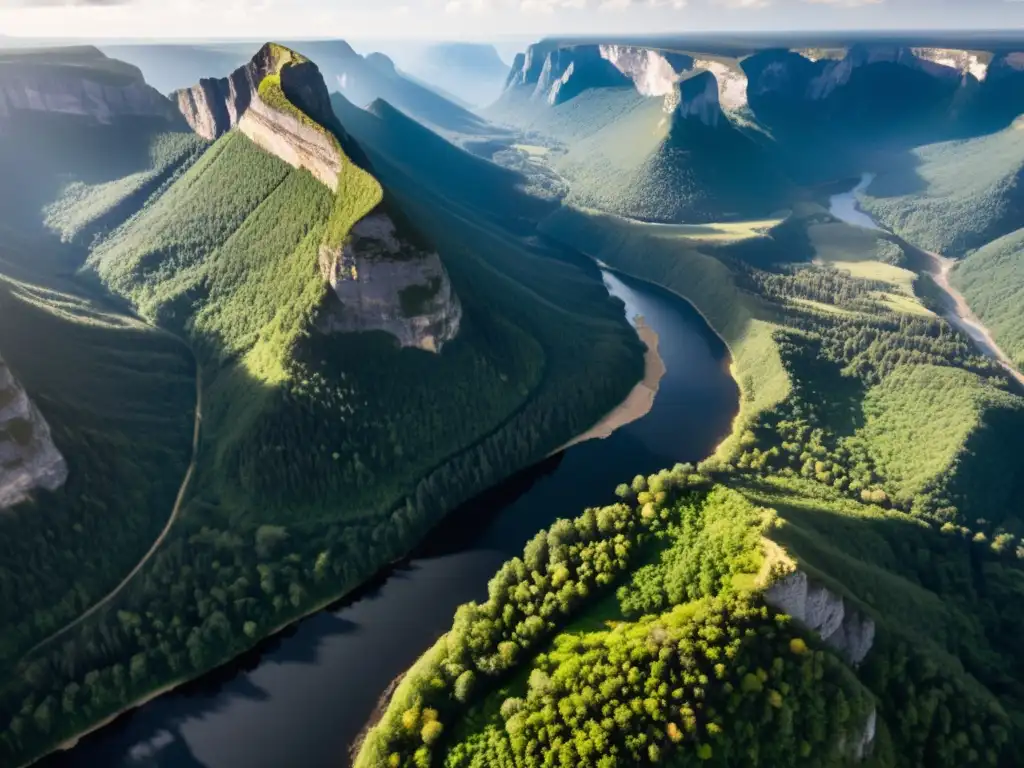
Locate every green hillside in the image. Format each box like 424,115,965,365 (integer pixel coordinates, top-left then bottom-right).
357,198,1024,768
952,228,1024,369
0,44,648,767
861,123,1024,257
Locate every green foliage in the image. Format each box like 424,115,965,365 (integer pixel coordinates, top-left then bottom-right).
446,595,873,768
44,131,207,244
861,125,1024,257
952,227,1024,369
0,115,644,767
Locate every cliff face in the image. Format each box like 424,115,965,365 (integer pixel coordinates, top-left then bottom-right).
318,213,462,353
765,569,877,761
598,45,693,97
669,72,724,128
505,43,631,105
0,51,176,125
0,356,67,510
237,92,342,191
173,43,276,139
765,570,875,665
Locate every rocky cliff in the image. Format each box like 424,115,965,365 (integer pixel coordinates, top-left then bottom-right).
0,47,177,125
173,43,339,142
765,569,876,665
505,43,632,105
318,213,462,352
0,356,67,510
765,569,877,760
236,92,342,191
669,71,723,128
598,45,693,97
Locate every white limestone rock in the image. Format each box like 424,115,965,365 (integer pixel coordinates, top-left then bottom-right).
765,570,876,665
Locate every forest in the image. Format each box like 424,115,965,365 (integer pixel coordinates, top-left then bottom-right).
357,194,1024,767
0,98,647,765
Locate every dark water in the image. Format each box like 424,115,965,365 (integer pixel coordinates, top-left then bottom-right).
46,271,738,768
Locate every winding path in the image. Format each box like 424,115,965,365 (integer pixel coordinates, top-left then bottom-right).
19,360,203,663
830,175,1024,389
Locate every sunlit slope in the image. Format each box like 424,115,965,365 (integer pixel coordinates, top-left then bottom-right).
952,228,1024,370
861,122,1024,258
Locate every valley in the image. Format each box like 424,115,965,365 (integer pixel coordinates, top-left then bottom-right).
2,26,1024,768
830,175,1024,387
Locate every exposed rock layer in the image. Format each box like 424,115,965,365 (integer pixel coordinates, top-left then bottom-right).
318,214,462,352
765,570,875,665
0,356,68,510
237,93,342,191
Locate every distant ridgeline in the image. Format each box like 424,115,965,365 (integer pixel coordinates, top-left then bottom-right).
0,41,643,767
487,41,1024,220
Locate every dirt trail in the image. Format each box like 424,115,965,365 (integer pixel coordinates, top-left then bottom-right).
19,361,203,662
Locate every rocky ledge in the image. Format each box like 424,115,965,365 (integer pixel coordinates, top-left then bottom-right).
318,213,462,353
0,356,67,510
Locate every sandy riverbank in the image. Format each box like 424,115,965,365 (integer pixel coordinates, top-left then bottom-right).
552,318,666,454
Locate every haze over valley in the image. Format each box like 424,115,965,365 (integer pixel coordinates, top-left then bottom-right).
3,3,1024,768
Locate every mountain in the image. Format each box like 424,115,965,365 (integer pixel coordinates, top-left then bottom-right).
99,44,250,95
861,120,1024,257
0,41,645,768
491,44,788,222
278,40,500,138
410,42,510,107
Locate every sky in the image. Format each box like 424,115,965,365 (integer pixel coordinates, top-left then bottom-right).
0,0,1022,42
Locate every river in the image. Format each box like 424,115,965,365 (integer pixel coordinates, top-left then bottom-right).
829,173,1024,388
42,271,738,768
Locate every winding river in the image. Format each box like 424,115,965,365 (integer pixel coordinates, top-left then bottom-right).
42,270,738,768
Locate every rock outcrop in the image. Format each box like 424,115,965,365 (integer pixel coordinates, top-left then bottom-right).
237,93,342,191
765,570,875,665
0,356,67,510
0,47,176,125
173,43,339,142
669,72,723,128
765,569,877,760
318,214,462,352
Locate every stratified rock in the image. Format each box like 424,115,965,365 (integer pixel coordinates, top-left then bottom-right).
0,356,67,510
0,47,176,125
237,92,342,191
318,213,462,353
173,43,338,141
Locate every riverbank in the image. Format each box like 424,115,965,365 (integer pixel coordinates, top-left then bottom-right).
829,174,1024,389
552,318,665,454
919,248,1024,389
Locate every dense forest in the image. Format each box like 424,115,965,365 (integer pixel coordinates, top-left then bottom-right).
358,191,1024,767
0,67,646,765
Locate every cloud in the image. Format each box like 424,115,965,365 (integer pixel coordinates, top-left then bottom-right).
803,0,883,6
13,0,132,5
